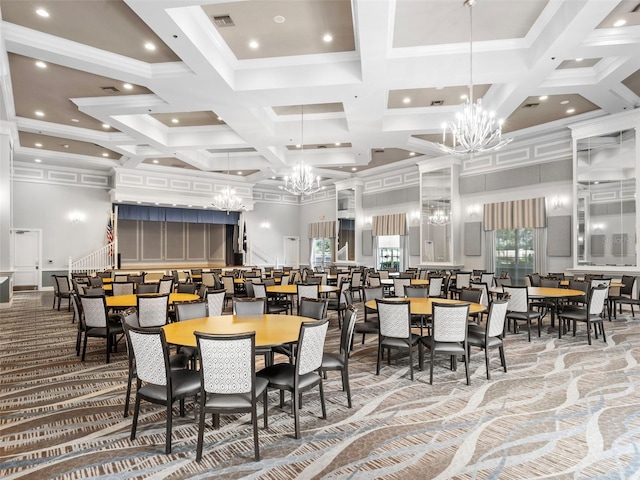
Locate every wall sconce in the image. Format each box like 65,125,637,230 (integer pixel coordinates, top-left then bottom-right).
69,211,85,224
469,204,481,218
592,223,605,232
260,221,271,229
364,216,372,228
552,196,564,210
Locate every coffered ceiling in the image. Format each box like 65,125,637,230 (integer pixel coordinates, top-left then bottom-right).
1,0,639,189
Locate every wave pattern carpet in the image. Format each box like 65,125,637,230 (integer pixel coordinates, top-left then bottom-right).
2,291,640,479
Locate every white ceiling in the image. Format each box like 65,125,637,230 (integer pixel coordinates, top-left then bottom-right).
1,0,639,188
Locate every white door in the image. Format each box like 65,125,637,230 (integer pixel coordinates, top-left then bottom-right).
12,229,41,289
283,236,300,269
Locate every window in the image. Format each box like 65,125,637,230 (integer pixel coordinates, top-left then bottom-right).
312,237,333,267
378,235,400,271
495,228,534,285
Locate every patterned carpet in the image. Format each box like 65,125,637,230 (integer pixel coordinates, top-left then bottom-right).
2,291,640,479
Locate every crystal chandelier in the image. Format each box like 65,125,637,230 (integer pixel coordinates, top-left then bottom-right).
212,152,244,214
279,105,326,196
428,210,450,226
439,0,512,156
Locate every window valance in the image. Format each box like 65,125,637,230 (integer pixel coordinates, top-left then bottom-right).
117,204,239,225
372,213,407,236
483,197,546,231
308,220,336,239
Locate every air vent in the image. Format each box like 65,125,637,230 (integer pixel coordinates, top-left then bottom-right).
523,103,539,108
212,15,234,27
374,148,385,153
431,100,444,106
101,86,119,93
318,145,327,149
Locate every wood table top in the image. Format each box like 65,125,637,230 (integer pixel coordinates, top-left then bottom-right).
490,286,585,298
266,285,339,295
106,293,199,308
162,314,314,348
364,297,485,316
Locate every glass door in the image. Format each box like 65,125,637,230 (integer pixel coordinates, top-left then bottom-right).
494,228,534,284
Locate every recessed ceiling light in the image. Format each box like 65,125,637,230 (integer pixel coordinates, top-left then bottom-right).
351,167,357,171
402,97,411,104
35,8,49,17
71,118,79,123
102,123,110,129
188,205,192,208
123,83,133,90
237,171,242,175
34,158,41,163
323,34,333,43
102,153,109,157
274,15,285,23
539,95,548,101
172,203,177,207
62,144,69,149
249,40,259,49
460,94,468,100
594,181,599,185
613,19,626,27
560,100,569,105
271,176,276,179
35,143,42,147
171,118,179,124
566,108,576,114
152,159,159,164
409,152,416,156
144,42,156,51
217,116,223,121
296,144,301,148
35,61,47,68
575,58,583,62
155,202,159,205
137,201,142,204
335,142,341,146
35,110,44,117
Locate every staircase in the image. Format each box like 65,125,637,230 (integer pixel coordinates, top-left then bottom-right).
68,243,115,275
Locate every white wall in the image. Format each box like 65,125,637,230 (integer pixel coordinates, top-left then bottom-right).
13,182,111,271
460,180,574,275
299,198,336,265
243,201,300,266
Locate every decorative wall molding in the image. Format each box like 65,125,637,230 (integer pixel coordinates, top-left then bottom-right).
13,163,111,189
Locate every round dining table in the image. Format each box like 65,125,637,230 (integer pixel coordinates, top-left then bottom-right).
162,314,314,348
364,297,486,316
380,278,429,286
266,284,338,295
106,293,199,308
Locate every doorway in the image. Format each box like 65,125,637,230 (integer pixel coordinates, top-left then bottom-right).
12,229,42,290
283,236,300,269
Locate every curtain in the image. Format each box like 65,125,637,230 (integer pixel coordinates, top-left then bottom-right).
485,231,495,273
483,197,546,230
534,227,547,275
372,213,407,236
400,235,410,272
307,221,336,239
373,236,381,269
118,204,239,225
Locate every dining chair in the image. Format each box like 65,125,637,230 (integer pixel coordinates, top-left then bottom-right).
480,272,495,287
194,331,268,462
53,275,72,311
357,286,383,344
349,272,363,301
253,283,287,314
590,278,611,319
221,275,236,307
112,282,134,296
89,277,104,287
450,272,472,299
158,278,174,295
375,299,421,381
328,280,351,326
137,294,170,327
273,297,329,364
79,295,124,363
137,282,159,294
297,284,320,314
233,297,266,316
611,275,638,317
392,278,411,298
420,302,471,385
503,285,542,341
206,289,227,316
120,308,190,417
177,282,197,294
467,299,508,380
557,285,608,345
257,318,329,439
124,323,200,454
427,276,445,298
320,305,358,408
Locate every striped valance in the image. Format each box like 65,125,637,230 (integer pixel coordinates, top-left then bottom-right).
372,213,407,236
308,220,336,238
483,197,547,231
